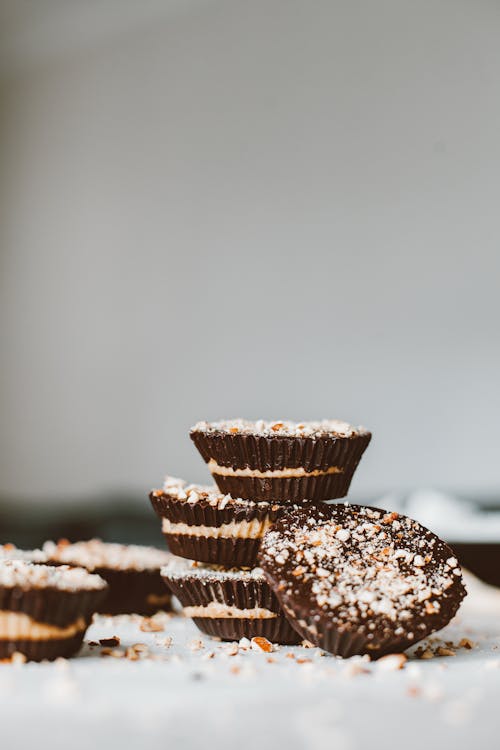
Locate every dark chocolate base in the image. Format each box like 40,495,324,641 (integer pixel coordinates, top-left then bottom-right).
163,534,263,568
211,473,354,504
0,586,106,628
0,632,85,662
192,615,300,645
93,568,171,616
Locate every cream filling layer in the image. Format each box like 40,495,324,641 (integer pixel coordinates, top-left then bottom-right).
207,460,343,479
183,602,277,619
161,517,272,540
0,611,86,641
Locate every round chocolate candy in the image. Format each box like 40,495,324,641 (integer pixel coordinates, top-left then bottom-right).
259,503,467,658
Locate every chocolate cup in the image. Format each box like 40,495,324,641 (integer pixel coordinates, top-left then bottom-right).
162,567,301,645
0,633,86,662
190,430,371,502
150,490,287,567
259,503,467,658
86,568,171,616
0,586,107,628
46,562,171,616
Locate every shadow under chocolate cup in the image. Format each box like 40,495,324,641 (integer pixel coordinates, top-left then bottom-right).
190,419,372,503
0,561,108,662
43,540,173,616
161,557,301,645
150,477,297,567
259,503,467,658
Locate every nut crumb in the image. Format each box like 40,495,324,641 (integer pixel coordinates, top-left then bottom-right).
251,637,273,653
458,638,474,650
101,648,125,658
418,649,434,660
437,647,456,657
155,636,173,648
377,653,407,671
140,618,164,633
11,651,27,666
99,636,120,648
188,639,204,652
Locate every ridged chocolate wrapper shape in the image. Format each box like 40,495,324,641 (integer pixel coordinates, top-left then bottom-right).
190,419,371,503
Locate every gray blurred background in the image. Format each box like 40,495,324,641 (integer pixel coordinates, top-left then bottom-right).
1,0,499,542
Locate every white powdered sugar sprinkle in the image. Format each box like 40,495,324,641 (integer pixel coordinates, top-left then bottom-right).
191,419,369,438
0,560,107,591
43,539,172,572
0,545,48,564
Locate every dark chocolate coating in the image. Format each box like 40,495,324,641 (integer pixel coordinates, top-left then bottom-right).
0,585,107,628
162,536,262,568
0,633,86,662
46,562,170,616
190,430,371,502
259,504,467,658
162,569,301,645
92,567,171,616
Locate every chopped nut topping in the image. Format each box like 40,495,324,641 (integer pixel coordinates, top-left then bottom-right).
251,637,273,653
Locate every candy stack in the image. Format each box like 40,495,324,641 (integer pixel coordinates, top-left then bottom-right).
150,419,372,646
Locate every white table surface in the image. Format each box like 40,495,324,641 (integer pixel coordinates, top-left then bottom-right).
1,573,499,750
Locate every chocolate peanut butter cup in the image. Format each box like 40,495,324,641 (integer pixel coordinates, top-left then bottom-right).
0,560,107,661
161,557,301,644
190,419,371,503
43,540,173,616
150,476,297,567
259,504,466,658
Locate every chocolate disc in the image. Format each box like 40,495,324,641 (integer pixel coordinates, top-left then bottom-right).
259,503,467,658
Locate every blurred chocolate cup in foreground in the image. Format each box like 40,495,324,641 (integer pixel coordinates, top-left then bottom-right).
0,560,107,662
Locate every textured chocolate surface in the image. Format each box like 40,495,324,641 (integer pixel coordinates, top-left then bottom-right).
0,633,86,662
162,560,301,645
190,429,371,502
259,504,467,658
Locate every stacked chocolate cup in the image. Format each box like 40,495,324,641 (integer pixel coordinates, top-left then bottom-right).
151,419,372,646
